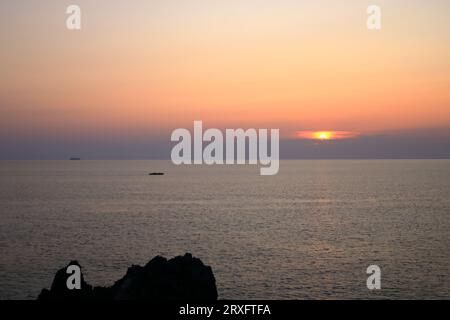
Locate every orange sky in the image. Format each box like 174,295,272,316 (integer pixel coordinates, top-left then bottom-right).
1,0,450,141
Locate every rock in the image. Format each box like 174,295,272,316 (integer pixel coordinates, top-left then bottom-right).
37,253,218,300
38,261,93,300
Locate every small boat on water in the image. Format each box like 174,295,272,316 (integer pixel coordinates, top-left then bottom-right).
70,157,81,161
149,172,165,176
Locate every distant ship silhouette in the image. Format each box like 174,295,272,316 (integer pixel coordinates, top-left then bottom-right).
149,172,164,176
69,157,81,161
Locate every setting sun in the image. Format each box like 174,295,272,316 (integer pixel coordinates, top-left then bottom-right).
295,131,359,140
315,132,332,140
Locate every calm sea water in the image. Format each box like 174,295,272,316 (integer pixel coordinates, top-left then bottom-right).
0,160,449,299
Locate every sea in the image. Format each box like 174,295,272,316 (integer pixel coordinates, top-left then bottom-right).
0,160,449,299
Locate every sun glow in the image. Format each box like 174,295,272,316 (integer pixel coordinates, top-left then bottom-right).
315,132,332,140
295,131,359,140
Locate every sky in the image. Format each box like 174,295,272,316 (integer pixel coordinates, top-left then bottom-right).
1,0,450,159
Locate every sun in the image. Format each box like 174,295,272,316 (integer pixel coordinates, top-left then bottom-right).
296,130,358,140
314,132,333,140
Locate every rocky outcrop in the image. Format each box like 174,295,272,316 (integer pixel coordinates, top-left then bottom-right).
38,253,218,300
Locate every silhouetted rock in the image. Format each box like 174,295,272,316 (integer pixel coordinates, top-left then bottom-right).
37,253,218,300
38,261,94,300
